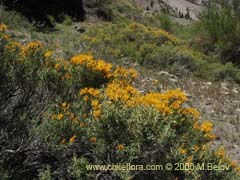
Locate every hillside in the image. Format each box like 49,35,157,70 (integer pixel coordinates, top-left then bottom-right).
0,0,240,179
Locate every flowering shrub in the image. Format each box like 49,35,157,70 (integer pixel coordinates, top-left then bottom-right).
81,22,240,82
0,24,239,179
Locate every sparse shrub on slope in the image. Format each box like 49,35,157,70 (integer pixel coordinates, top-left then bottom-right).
198,0,240,65
82,22,240,82
0,24,240,179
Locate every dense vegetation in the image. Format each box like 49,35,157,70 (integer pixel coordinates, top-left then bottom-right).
191,0,240,65
1,0,240,179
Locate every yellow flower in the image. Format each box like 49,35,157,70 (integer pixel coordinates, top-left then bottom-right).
83,96,89,102
80,88,100,97
193,122,200,130
90,136,97,143
206,133,216,140
0,23,7,32
57,113,64,120
3,34,9,40
51,114,57,120
73,118,79,125
80,122,85,128
55,63,61,70
93,109,101,119
117,144,125,151
201,144,207,151
61,102,69,111
215,146,225,157
70,54,113,78
201,121,213,133
91,100,99,108
63,102,69,109
186,156,193,164
129,68,137,79
6,41,22,51
69,135,76,143
194,145,200,151
61,73,71,80
179,148,187,155
26,41,42,50
44,51,52,58
181,107,200,119
230,161,237,167
64,61,69,70
61,138,66,144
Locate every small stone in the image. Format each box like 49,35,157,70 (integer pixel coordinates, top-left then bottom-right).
169,78,178,83
233,144,238,149
232,89,238,94
221,82,229,90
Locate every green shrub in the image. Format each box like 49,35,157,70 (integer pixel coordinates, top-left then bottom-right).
38,166,53,180
1,24,240,180
0,7,35,30
198,1,240,64
63,15,73,26
157,13,173,32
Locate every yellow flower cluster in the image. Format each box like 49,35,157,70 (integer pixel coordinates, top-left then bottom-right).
69,135,76,143
117,144,125,151
80,88,103,119
214,146,225,157
80,87,101,98
128,22,181,44
181,107,200,119
105,82,188,116
61,73,71,80
113,66,137,80
44,51,53,58
179,148,187,155
105,81,139,103
90,136,97,143
149,92,185,115
61,102,70,112
201,121,213,133
0,23,7,32
51,113,64,121
71,54,112,78
91,100,101,119
5,39,43,62
154,28,181,44
5,41,22,52
26,41,42,50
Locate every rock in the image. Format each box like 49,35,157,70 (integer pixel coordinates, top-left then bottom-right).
220,82,229,91
185,93,192,98
224,92,230,95
158,71,178,79
206,82,212,86
232,89,238,94
169,78,178,83
233,144,239,149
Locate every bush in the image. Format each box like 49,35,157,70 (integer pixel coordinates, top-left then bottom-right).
198,1,240,64
157,13,174,32
63,15,73,26
1,24,240,179
81,22,240,82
